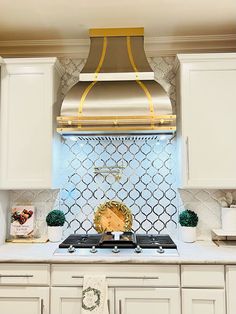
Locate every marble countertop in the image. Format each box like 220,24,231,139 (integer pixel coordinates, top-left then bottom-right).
0,239,236,264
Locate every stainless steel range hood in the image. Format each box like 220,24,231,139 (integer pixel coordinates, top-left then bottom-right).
57,28,176,135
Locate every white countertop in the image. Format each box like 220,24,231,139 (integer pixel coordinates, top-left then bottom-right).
0,240,236,264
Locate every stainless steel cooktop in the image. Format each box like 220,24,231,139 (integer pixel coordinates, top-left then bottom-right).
54,232,178,257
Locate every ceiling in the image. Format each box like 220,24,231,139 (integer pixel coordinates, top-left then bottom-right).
1,0,236,41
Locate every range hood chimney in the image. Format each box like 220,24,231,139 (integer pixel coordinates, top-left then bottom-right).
57,28,176,135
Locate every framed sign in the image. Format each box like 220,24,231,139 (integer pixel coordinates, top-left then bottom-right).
10,206,35,237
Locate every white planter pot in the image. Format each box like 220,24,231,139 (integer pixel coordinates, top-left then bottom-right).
47,226,63,242
180,226,197,243
221,207,236,231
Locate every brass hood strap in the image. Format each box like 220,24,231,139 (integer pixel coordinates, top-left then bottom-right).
78,36,108,116
94,37,107,79
136,80,155,118
127,36,139,79
127,36,155,129
78,81,97,116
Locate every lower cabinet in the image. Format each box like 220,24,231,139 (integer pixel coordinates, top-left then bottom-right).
181,265,225,314
51,287,115,314
182,289,225,314
50,264,180,314
226,266,236,314
0,263,233,314
116,287,180,314
0,286,49,314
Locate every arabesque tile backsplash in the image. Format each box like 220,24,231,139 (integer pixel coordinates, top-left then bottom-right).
8,56,228,240
9,188,226,240
60,134,177,237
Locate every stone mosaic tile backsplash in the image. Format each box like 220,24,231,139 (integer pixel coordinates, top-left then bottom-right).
8,56,231,240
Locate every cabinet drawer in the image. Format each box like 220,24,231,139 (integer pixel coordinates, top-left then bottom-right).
0,263,50,286
181,265,224,288
51,264,180,287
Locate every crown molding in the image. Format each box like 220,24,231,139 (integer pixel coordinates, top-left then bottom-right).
0,34,235,58
173,51,236,73
2,57,64,76
145,34,236,57
0,39,89,58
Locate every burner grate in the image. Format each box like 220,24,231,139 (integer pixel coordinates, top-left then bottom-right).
59,234,101,248
135,234,176,248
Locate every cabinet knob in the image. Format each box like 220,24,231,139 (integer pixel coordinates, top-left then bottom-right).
134,245,142,254
67,245,76,253
157,246,165,254
112,246,120,253
90,246,97,254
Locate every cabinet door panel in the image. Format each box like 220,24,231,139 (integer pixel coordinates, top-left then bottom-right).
177,55,236,188
182,289,225,314
51,287,114,314
0,59,61,189
186,68,236,187
0,286,49,314
116,288,180,314
0,65,52,188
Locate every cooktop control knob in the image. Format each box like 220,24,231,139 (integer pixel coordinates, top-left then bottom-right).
112,246,120,253
134,245,142,254
68,245,76,253
90,246,97,254
157,246,164,254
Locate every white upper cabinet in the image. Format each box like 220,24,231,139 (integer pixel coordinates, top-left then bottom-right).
0,58,62,189
176,53,236,188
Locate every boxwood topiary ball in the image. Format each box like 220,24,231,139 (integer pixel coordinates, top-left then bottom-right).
46,210,65,227
179,209,198,227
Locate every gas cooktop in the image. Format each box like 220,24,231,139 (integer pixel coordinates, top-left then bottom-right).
54,232,178,256
59,232,176,249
